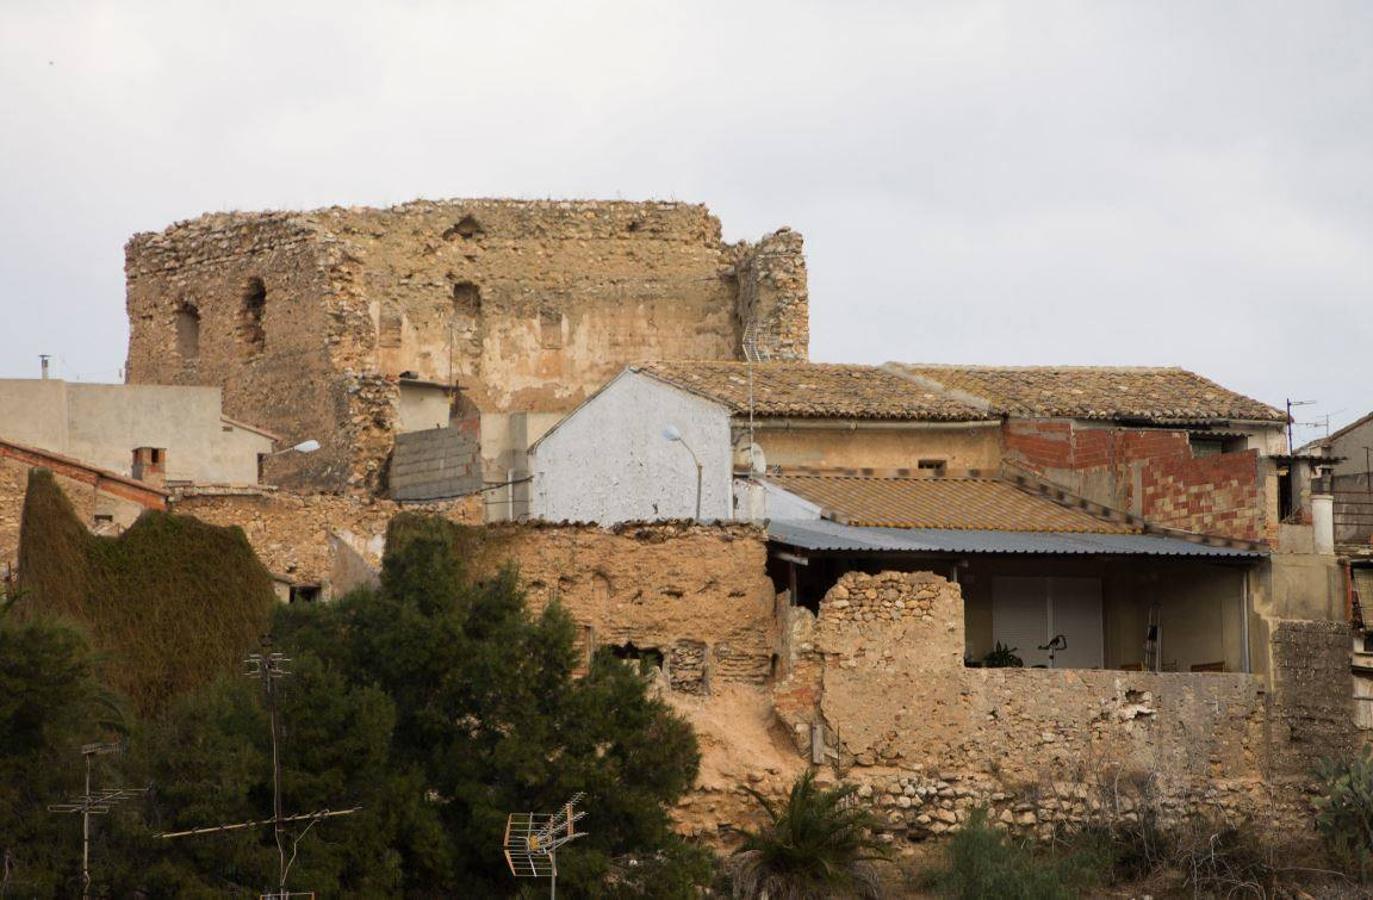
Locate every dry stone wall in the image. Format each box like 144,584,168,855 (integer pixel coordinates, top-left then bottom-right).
126,199,808,493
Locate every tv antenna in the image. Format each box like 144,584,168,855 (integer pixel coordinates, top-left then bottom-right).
47,741,147,899
158,637,360,900
1286,398,1317,453
503,793,589,899
741,320,774,476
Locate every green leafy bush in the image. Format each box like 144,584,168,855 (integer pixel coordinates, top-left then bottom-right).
982,641,1024,668
925,807,1108,900
1315,746,1373,879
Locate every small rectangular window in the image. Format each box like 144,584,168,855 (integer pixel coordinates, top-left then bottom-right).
918,459,947,477
93,514,113,525
289,584,322,604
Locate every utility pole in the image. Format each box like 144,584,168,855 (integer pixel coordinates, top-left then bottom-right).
245,639,290,893
48,743,145,899
160,636,359,900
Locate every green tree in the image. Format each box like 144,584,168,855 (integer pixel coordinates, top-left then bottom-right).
274,513,709,895
0,605,127,898
728,769,889,900
114,653,419,898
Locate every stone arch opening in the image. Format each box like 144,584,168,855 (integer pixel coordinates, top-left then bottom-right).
174,303,200,360
239,277,266,355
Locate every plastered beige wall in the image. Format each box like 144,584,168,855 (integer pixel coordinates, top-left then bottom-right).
753,424,1001,473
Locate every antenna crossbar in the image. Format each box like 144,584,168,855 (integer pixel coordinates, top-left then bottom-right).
158,806,362,840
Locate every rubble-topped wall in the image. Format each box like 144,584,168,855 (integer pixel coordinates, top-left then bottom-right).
172,488,482,598
126,200,808,493
772,570,1346,841
466,521,780,687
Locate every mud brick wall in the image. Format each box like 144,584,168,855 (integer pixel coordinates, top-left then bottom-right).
126,200,809,493
172,489,482,597
468,521,779,691
771,570,1349,841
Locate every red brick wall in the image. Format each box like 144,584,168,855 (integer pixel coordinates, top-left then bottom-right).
1004,420,1266,542
1140,449,1265,542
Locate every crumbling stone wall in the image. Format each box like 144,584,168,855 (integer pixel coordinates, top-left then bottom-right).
1267,618,1357,772
126,200,808,493
772,570,1346,841
172,488,482,597
467,521,779,689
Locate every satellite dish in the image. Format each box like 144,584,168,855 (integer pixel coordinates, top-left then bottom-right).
748,443,766,474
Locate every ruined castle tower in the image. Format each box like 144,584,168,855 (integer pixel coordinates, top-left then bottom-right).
124,199,808,503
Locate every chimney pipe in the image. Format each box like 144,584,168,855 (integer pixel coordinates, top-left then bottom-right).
39,354,50,380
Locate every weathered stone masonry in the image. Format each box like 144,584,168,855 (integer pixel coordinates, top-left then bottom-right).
772,570,1353,839
125,200,808,494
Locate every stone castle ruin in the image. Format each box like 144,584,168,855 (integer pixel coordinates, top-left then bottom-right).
124,200,807,506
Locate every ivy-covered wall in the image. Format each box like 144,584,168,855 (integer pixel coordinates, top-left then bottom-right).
16,468,276,714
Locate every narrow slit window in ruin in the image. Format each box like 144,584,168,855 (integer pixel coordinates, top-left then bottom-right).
452,281,481,312
239,277,267,355
175,304,200,360
378,310,403,348
539,309,563,349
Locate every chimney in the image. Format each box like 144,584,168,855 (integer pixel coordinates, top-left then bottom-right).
39,354,50,379
1311,473,1335,555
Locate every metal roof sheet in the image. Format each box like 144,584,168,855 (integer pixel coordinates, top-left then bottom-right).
767,518,1265,559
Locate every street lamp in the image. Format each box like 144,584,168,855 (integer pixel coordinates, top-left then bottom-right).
268,439,321,457
661,425,702,521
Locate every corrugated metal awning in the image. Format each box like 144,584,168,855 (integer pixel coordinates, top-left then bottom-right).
767,518,1266,559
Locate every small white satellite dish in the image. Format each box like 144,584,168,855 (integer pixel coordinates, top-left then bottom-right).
747,443,766,474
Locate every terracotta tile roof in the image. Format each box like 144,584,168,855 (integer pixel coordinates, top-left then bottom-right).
764,472,1139,533
886,364,1286,424
636,362,991,421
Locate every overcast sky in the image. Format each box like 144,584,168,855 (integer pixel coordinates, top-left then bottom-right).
1,1,1368,445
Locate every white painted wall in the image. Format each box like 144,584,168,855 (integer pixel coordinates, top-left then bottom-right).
0,379,274,484
531,371,733,523
732,478,824,522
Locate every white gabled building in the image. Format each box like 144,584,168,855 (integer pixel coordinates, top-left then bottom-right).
528,361,997,524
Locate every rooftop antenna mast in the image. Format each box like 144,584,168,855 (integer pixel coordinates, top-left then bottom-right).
503,793,589,899
47,742,147,899
158,637,360,900
1286,398,1317,453
741,320,772,475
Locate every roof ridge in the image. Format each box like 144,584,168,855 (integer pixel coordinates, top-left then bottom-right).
891,363,1188,373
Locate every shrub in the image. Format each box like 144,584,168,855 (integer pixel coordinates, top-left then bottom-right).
1315,746,1373,879
982,641,1023,668
729,769,889,899
925,807,1109,900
